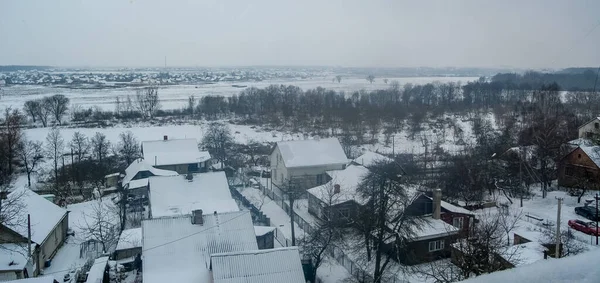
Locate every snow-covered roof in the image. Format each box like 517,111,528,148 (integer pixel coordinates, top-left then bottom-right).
276,138,347,168
0,244,31,272
411,217,459,242
5,188,67,245
307,165,370,206
127,178,149,190
352,151,393,167
142,138,211,166
148,172,239,218
142,211,258,283
577,117,600,129
123,158,178,186
210,247,305,283
423,195,475,216
4,277,56,283
578,146,600,168
567,138,595,147
115,227,142,251
254,226,275,237
504,242,548,267
459,249,600,283
85,256,109,283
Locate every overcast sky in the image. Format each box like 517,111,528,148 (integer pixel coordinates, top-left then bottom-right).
1,0,599,68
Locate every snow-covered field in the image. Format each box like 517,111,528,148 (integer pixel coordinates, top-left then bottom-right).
0,76,478,111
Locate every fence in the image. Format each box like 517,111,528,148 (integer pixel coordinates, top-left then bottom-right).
229,185,270,226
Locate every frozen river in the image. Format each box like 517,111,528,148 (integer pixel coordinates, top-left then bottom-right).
0,76,478,111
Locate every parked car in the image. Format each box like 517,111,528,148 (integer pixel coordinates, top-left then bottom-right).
568,219,600,236
575,206,600,221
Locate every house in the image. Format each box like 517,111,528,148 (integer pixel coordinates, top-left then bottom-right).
351,151,393,167
0,244,34,281
578,117,600,140
142,210,259,283
3,276,58,283
0,188,68,276
148,171,239,218
104,173,120,188
406,189,476,235
141,137,211,174
458,248,600,283
557,146,600,190
306,165,370,224
254,226,276,249
114,227,142,269
270,138,348,194
84,256,109,283
122,158,178,196
398,216,459,265
209,247,306,283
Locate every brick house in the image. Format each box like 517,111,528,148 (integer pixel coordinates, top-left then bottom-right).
557,146,600,190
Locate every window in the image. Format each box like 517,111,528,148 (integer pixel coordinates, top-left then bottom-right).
428,240,445,252
578,154,582,159
272,169,277,180
316,174,324,185
565,167,574,176
453,217,464,229
595,123,599,129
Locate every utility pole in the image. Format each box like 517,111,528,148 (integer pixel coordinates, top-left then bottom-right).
596,193,598,246
27,214,32,257
555,197,563,258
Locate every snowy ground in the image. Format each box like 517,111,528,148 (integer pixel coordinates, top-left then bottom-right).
42,196,120,282
0,76,478,111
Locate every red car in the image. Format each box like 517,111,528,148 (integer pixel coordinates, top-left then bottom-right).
568,219,600,236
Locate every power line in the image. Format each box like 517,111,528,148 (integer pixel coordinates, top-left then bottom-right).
41,211,251,276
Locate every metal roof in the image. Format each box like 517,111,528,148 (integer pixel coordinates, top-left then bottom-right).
210,247,305,283
142,211,258,283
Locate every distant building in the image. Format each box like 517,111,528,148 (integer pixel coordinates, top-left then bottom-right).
141,137,211,174
147,171,238,218
578,117,600,140
351,151,393,167
0,188,68,277
270,138,348,195
122,158,178,197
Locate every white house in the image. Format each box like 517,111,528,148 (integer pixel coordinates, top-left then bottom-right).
209,247,306,283
270,138,348,193
142,211,258,283
0,188,68,277
578,117,600,140
141,137,211,174
122,158,178,196
147,171,239,218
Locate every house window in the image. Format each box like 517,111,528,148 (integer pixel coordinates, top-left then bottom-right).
428,240,445,252
453,217,464,229
565,167,574,176
595,123,599,129
578,154,582,159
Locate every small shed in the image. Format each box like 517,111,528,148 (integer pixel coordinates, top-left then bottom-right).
254,226,275,249
114,227,142,269
104,173,120,188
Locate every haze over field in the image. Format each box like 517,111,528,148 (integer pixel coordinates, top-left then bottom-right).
1,0,599,68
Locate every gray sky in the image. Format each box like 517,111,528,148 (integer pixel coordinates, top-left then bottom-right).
1,0,599,68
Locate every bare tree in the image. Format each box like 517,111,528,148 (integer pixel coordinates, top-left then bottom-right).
17,139,44,188
116,131,140,166
0,189,26,244
91,132,111,163
23,100,41,123
188,95,196,115
366,75,375,84
335,75,342,83
77,199,120,253
135,87,160,119
43,94,69,125
383,78,389,84
540,227,586,257
70,131,90,163
202,122,234,169
352,160,422,283
46,127,64,191
1,107,23,176
36,99,51,127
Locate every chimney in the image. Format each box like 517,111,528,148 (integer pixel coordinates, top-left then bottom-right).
191,209,203,225
333,184,340,194
163,135,168,141
433,189,442,220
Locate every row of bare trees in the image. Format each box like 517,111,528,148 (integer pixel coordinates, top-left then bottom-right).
23,94,69,126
